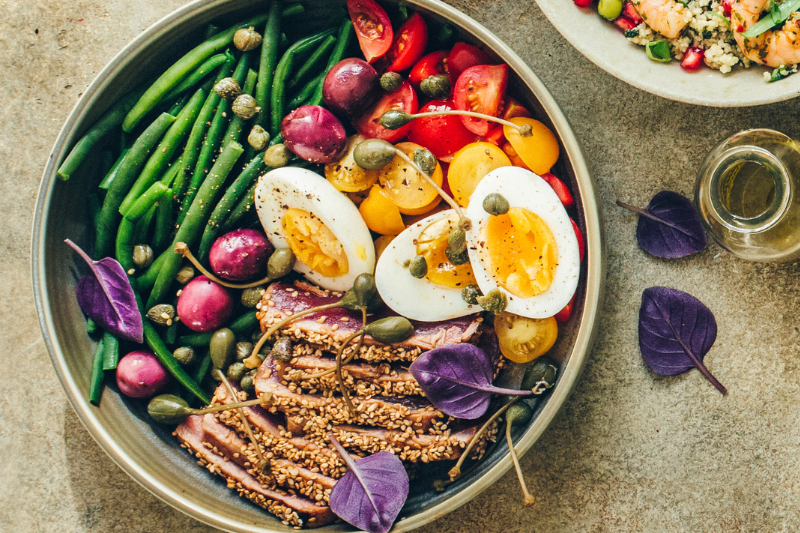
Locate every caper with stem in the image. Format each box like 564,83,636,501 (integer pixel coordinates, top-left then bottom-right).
217,369,269,473
379,109,533,137
147,392,272,425
210,328,236,369
505,401,536,506
174,244,295,290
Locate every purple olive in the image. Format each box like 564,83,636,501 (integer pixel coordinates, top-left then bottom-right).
116,350,169,398
281,105,347,164
323,58,379,117
177,276,234,332
209,229,273,281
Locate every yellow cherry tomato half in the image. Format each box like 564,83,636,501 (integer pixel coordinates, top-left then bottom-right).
501,142,530,170
376,142,444,215
325,134,380,193
359,185,406,235
503,117,559,175
494,312,558,363
448,142,511,207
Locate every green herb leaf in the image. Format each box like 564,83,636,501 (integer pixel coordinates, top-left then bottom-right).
624,28,640,37
645,40,672,62
741,0,800,38
768,64,798,82
708,10,731,26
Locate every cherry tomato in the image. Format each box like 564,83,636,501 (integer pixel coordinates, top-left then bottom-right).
347,0,394,62
503,117,559,174
502,142,530,170
408,99,477,159
447,42,491,79
409,50,449,89
384,13,428,72
453,64,508,136
554,296,575,324
572,218,585,262
494,313,558,363
325,134,379,193
502,97,532,120
353,80,419,143
448,142,511,206
484,126,506,146
359,185,405,235
377,142,444,215
540,172,575,208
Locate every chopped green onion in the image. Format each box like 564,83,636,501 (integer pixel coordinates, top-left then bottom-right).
624,28,640,38
645,40,672,62
741,0,800,38
768,64,798,82
708,11,731,26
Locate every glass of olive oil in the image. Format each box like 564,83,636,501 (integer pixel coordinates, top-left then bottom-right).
695,129,800,262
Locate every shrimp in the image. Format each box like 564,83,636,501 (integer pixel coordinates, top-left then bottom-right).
733,0,800,68
632,0,691,39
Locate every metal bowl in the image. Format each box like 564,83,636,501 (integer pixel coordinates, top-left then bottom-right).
33,1,605,531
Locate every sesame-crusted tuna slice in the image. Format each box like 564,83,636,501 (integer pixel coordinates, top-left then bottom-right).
257,281,483,363
200,414,336,504
255,355,446,432
174,415,336,528
280,355,424,397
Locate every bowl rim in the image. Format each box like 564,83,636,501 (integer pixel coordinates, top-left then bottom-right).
32,0,606,531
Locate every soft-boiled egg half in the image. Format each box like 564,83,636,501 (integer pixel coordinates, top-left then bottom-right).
375,210,479,321
465,166,580,319
255,167,375,292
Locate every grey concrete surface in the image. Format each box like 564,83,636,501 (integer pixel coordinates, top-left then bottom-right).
4,0,800,532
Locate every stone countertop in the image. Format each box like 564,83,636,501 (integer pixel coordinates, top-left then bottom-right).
4,1,800,531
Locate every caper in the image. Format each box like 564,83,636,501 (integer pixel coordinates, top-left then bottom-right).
271,336,293,362
483,193,510,216
232,94,258,119
241,286,266,308
263,143,291,168
236,341,254,361
147,304,175,326
210,328,237,369
233,26,263,51
413,148,437,176
227,361,247,381
420,74,451,99
240,371,256,392
476,289,507,314
175,265,195,284
505,401,533,428
215,77,241,99
248,125,270,151
521,356,558,391
267,248,296,279
379,109,414,130
147,394,193,424
364,316,415,344
173,346,195,366
447,229,467,255
408,255,428,278
132,244,154,269
461,284,483,305
379,71,403,92
445,246,469,265
353,139,396,170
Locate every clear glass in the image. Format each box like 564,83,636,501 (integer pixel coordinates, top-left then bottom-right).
695,128,800,262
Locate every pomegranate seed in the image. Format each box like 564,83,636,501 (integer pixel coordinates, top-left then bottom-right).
574,0,594,8
614,16,638,31
554,295,576,324
622,2,644,24
541,172,575,208
680,47,705,70
721,0,733,15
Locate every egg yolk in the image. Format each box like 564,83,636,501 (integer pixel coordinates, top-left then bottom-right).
281,208,349,278
416,215,476,289
484,207,558,298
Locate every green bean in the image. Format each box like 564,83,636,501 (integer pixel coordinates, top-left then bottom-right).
192,351,213,384
116,218,137,272
221,179,259,233
119,87,206,216
86,317,98,334
271,28,338,135
254,1,283,132
143,322,210,404
167,92,191,116
179,54,250,225
123,14,269,132
89,337,106,405
136,250,168,291
58,91,140,181
172,54,236,205
288,72,325,109
101,331,120,371
222,68,258,149
153,187,174,252
165,321,179,345
282,3,305,17
126,182,169,222
162,52,229,103
288,35,337,90
160,158,182,187
95,112,176,257
98,148,130,190
88,193,102,229
148,142,244,307
134,204,157,244
179,310,260,347
309,20,354,106
197,153,267,260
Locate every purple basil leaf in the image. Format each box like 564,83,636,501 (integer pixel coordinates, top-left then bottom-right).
66,239,143,343
617,191,707,258
639,286,725,394
409,344,530,419
328,435,409,533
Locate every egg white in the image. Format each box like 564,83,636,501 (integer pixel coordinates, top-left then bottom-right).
465,166,580,318
375,210,478,322
255,166,375,291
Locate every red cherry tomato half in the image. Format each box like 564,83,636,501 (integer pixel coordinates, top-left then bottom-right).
347,0,394,62
453,64,508,136
554,295,575,324
384,12,428,72
447,42,491,79
409,50,449,88
502,97,532,120
484,126,506,146
353,80,419,143
541,173,575,209
571,218,585,262
408,99,478,159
